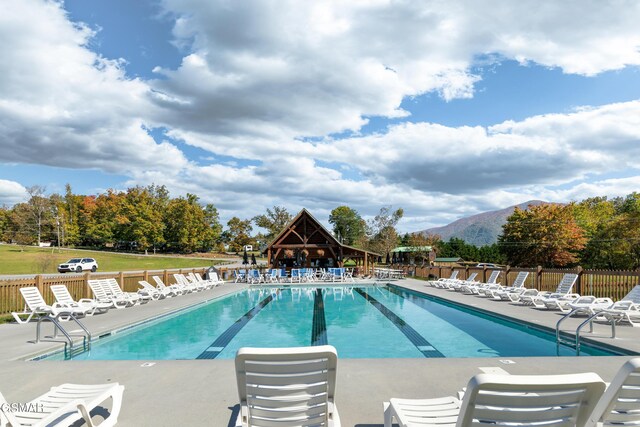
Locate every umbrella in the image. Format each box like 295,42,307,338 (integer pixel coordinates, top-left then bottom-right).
251,253,257,266
242,249,249,265
392,253,397,264
385,253,390,265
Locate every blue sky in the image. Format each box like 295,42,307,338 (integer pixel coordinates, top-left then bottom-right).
1,0,640,232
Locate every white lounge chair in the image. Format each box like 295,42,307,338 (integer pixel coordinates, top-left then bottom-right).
50,284,111,315
103,279,150,305
450,273,479,292
138,280,172,300
188,272,217,289
88,280,134,309
384,372,605,427
586,357,640,427
152,276,185,296
597,285,640,327
11,287,90,324
428,270,459,288
520,273,578,307
0,382,124,427
207,271,225,286
554,295,614,314
486,271,529,299
460,271,500,294
234,345,340,426
174,274,205,292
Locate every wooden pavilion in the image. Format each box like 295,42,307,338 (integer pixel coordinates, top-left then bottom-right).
264,209,379,275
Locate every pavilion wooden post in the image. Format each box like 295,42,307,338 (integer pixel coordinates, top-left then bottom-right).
267,248,272,268
364,252,368,276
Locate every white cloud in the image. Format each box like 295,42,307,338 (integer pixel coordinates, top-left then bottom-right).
0,180,27,206
2,0,640,232
0,0,187,173
150,0,640,147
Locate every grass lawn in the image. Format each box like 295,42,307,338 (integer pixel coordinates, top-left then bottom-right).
0,244,227,275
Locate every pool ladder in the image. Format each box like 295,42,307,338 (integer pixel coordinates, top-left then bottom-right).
556,309,618,355
36,313,92,357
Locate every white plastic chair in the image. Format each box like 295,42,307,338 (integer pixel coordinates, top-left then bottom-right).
152,276,185,296
234,345,340,427
597,285,640,327
0,383,124,427
50,284,111,315
587,357,640,427
384,372,605,427
488,271,529,299
521,273,579,307
102,279,149,304
11,287,90,324
429,270,459,288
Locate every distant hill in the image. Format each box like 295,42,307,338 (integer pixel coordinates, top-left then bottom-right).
421,200,548,246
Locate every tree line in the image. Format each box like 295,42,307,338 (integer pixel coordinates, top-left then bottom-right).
0,185,409,256
2,184,638,269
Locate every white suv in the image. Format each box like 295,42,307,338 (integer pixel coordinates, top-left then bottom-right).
58,258,98,273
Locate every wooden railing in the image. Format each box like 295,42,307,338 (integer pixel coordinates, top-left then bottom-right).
4,264,640,315
0,267,210,315
390,264,640,301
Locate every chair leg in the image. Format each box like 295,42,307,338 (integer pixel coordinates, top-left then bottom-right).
383,401,393,427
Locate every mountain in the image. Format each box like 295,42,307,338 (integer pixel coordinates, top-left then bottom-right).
421,200,548,246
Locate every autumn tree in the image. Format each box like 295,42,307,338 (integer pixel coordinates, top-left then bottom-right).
329,206,366,246
84,190,121,246
224,217,254,252
406,232,440,265
4,203,35,245
253,206,292,242
498,203,586,267
366,206,404,256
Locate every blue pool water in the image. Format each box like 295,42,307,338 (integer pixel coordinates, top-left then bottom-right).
43,285,620,360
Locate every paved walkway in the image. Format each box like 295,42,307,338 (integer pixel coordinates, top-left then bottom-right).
0,278,638,426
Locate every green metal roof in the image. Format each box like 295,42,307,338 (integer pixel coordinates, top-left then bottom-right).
434,257,463,262
391,246,433,253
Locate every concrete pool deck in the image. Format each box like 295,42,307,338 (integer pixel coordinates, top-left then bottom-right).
0,278,638,426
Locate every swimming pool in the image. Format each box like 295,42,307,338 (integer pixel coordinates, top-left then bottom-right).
41,285,621,360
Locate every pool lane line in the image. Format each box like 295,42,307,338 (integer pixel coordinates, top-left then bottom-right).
311,288,328,346
196,290,278,359
354,288,444,358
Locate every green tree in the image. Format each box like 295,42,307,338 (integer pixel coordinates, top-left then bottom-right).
573,196,615,238
436,237,479,261
25,185,50,246
120,186,165,253
0,206,8,238
328,206,366,246
60,183,83,246
366,206,404,256
581,211,640,269
164,194,214,253
225,217,254,252
203,203,223,251
498,203,586,267
253,206,292,242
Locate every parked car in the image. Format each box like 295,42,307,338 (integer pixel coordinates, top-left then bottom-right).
58,258,98,273
475,263,499,269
